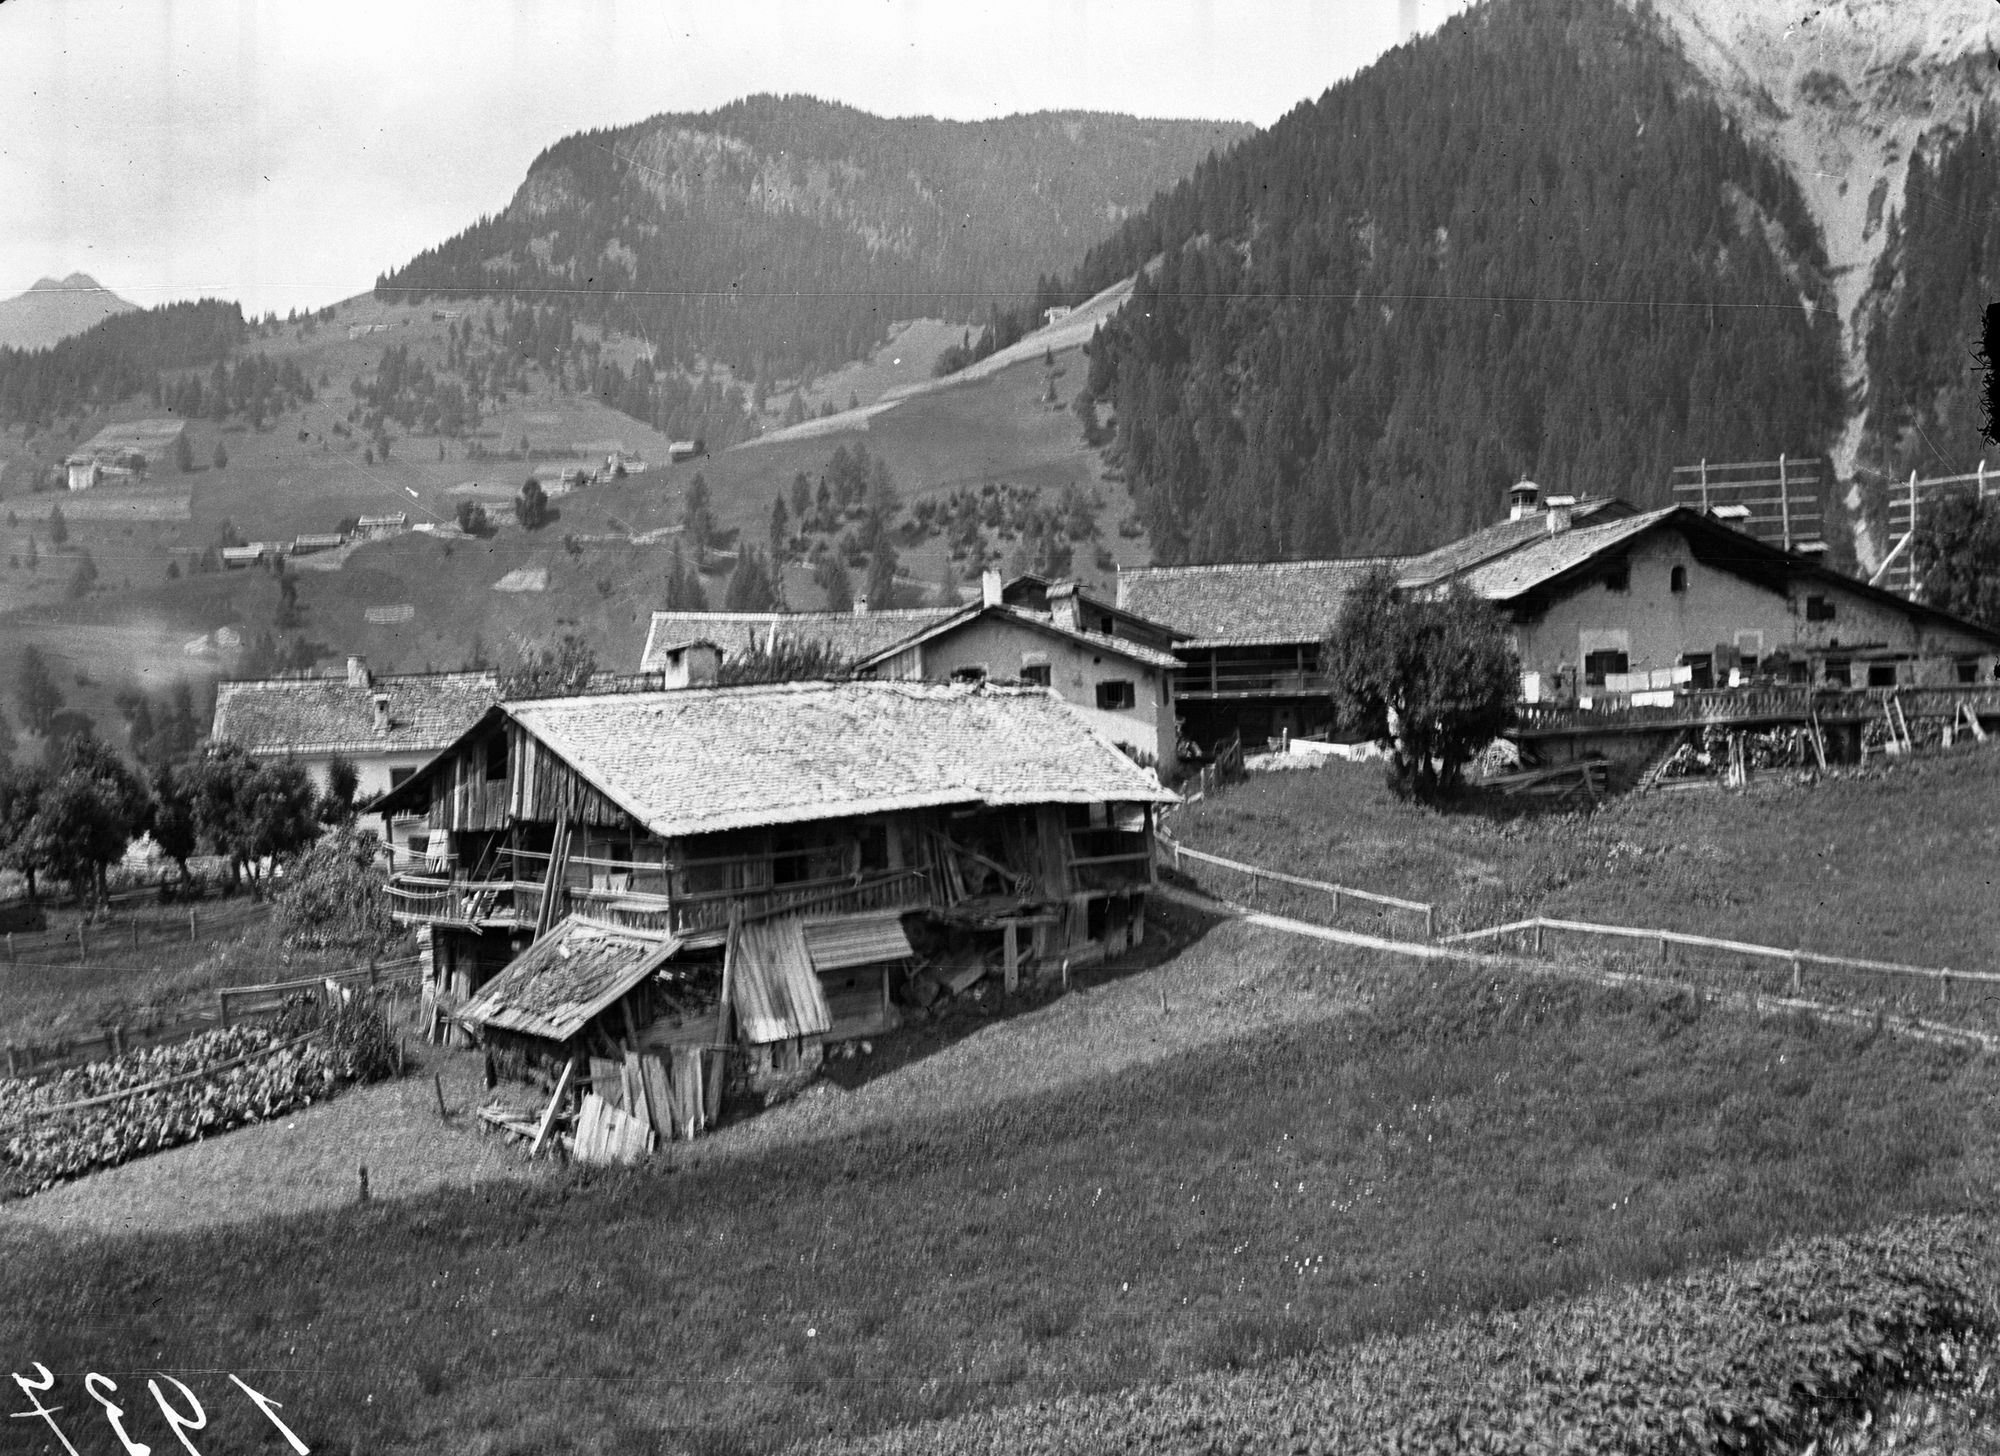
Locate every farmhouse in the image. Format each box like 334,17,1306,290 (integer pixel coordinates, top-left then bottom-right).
354,512,408,539
1121,483,2000,754
211,659,502,863
63,419,187,489
371,680,1172,1099
851,572,1184,773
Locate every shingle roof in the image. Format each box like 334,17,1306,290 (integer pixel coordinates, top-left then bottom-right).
1116,558,1408,648
850,604,1184,672
1456,509,1678,600
211,671,500,758
1117,500,1635,647
460,915,680,1042
1398,499,1630,584
504,680,1175,839
639,609,952,671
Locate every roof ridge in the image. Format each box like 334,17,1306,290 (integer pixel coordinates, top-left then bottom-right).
1123,555,1407,578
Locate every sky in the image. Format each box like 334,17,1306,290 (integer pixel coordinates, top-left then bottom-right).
0,0,1473,319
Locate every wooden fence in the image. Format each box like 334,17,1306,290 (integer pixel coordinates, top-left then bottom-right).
1157,831,1436,940
3,956,423,1080
1439,916,1992,1002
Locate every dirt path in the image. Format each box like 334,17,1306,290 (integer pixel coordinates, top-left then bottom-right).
0,1049,548,1241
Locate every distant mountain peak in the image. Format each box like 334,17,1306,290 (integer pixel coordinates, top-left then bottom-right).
29,273,117,295
0,272,136,350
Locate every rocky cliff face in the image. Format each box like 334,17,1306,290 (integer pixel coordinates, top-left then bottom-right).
1631,0,1999,568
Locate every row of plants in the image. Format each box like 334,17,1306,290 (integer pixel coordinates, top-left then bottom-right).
809,1215,1998,1455
0,996,399,1196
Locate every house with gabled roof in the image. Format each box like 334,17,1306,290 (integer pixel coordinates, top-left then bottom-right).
371,679,1173,1095
1120,482,2000,754
852,572,1185,773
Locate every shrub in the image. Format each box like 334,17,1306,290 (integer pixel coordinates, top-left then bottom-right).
274,822,398,950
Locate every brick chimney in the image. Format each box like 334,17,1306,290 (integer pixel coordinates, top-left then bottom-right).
1544,494,1576,534
852,593,868,616
346,654,371,688
1508,480,1541,522
1047,580,1082,632
981,569,1004,608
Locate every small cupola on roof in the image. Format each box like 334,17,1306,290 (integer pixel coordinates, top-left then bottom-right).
1508,480,1541,521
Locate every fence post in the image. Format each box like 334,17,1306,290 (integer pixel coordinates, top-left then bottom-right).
78,923,87,964
5,1047,13,1079
1423,905,1433,942
1658,934,1669,965
217,990,231,1029
1940,970,1950,1005
1790,956,1802,996
1331,887,1341,916
189,907,197,943
1532,922,1544,955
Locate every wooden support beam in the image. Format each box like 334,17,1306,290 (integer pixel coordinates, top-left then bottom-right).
530,1057,576,1158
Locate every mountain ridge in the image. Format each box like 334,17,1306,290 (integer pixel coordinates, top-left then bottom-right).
377,94,1250,385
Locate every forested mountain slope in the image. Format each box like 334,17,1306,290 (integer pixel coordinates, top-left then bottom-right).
1064,0,1848,564
375,96,1247,385
1859,108,1999,490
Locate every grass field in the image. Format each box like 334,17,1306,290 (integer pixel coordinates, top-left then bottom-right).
1,907,1990,1455
0,891,380,1049
1173,744,2000,973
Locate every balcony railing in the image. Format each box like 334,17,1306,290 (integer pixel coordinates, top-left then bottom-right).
385,867,933,937
1174,664,1332,699
1513,684,2000,736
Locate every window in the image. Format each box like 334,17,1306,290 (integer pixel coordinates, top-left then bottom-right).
1958,659,1979,685
1824,658,1851,687
1095,679,1136,711
1602,562,1629,593
1681,653,1713,690
485,732,508,781
1669,565,1687,594
950,664,987,685
1734,631,1764,675
389,766,415,788
1867,662,1898,688
1582,650,1629,686
1020,663,1052,687
1805,595,1835,622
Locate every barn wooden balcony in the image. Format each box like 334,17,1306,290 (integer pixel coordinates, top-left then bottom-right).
1172,653,1332,701
385,866,933,941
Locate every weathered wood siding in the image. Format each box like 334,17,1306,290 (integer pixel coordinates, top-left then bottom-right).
509,726,630,828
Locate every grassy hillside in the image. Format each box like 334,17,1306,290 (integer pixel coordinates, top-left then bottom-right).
0,290,1136,746
0,919,1985,1453
1172,744,2000,973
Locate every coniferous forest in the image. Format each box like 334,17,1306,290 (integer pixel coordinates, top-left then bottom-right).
1061,0,1848,563
374,96,1246,385
1861,106,2000,484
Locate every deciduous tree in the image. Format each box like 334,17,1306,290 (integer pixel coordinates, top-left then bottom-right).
1324,567,1519,802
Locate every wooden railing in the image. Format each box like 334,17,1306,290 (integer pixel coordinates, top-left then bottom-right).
1440,916,1995,1001
1156,829,1435,939
1175,664,1333,699
385,868,933,937
1515,684,2000,736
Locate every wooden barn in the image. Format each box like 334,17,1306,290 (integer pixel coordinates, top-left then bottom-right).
372,679,1174,1129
